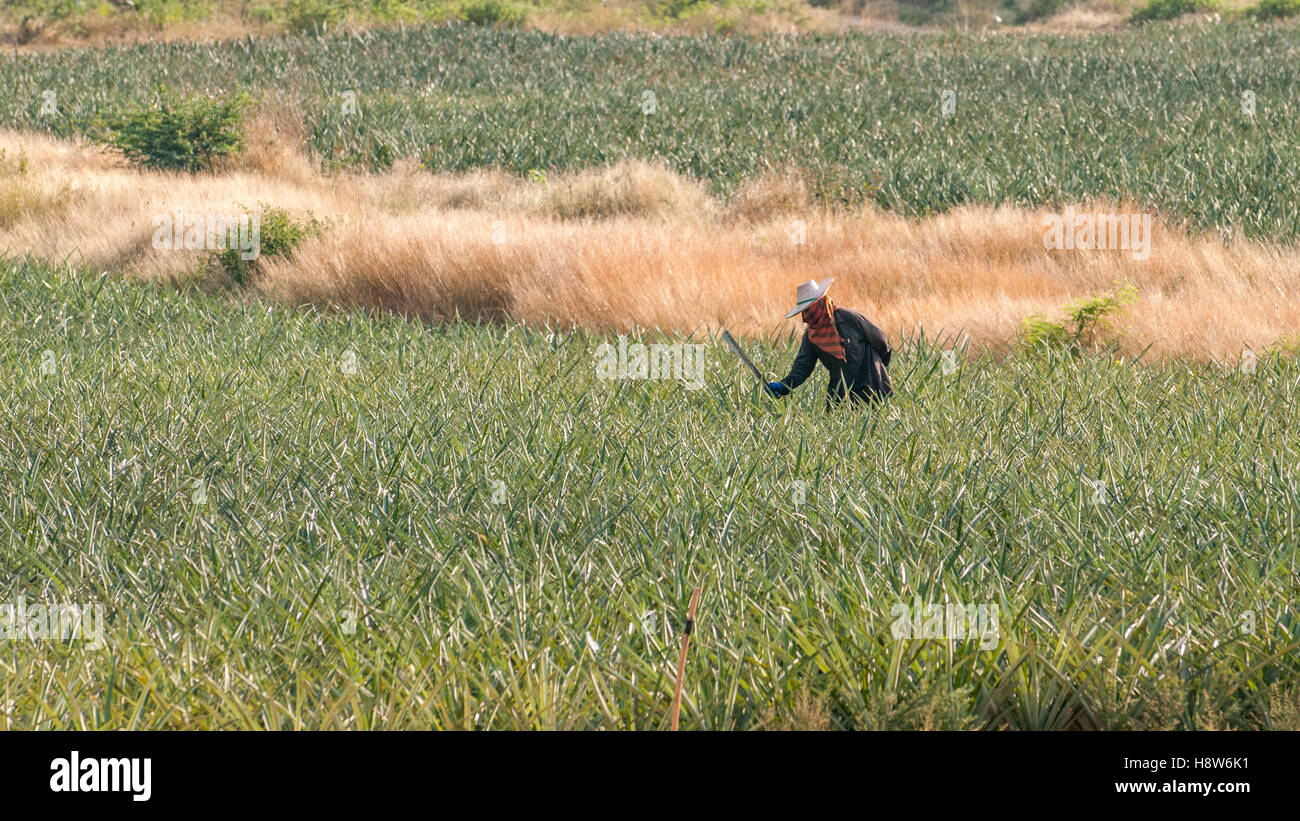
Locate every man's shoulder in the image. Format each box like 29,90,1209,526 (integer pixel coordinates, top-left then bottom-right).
834,306,869,327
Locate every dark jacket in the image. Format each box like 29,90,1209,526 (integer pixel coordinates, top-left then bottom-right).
781,307,892,408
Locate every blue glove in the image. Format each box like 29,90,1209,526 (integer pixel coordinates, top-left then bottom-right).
767,381,790,397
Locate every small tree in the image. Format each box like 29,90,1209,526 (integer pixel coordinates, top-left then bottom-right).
1021,283,1139,354
214,206,324,288
103,93,249,172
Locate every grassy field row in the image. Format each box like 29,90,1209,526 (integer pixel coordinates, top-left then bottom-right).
1,256,1296,728
5,24,1300,238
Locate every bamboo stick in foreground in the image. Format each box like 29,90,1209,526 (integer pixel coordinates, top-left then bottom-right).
670,587,702,731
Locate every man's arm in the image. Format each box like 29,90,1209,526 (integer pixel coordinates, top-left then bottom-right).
779,334,819,389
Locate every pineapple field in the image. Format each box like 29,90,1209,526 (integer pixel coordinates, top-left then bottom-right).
1,21,1298,731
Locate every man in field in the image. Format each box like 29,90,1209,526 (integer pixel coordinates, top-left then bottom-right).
767,278,892,409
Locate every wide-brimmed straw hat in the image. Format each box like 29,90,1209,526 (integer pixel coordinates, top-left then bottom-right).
784,278,834,319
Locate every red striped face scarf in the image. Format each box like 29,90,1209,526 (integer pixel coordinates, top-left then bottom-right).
802,296,846,361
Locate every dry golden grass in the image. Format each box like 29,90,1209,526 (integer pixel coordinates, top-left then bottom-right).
3,127,1298,360
0,150,73,228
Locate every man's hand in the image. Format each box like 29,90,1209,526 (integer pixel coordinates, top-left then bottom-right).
768,382,790,398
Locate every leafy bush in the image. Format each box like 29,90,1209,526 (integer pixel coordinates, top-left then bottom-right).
102,93,248,172
3,0,92,22
1020,315,1073,351
1129,0,1216,23
1247,0,1300,18
285,0,347,34
134,0,215,26
368,0,424,24
1020,283,1139,354
461,0,529,25
244,3,280,24
214,206,324,287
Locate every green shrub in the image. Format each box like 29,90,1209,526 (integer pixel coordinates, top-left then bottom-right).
286,0,346,34
244,3,281,24
1020,315,1073,351
5,0,92,23
461,0,529,26
368,0,423,24
102,93,248,172
1020,283,1139,354
1129,0,1216,23
1247,0,1300,19
134,0,215,26
214,206,324,287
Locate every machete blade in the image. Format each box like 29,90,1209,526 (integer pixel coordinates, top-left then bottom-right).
720,330,776,397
